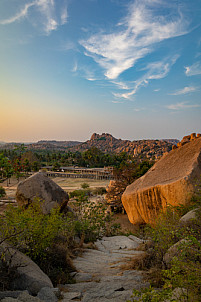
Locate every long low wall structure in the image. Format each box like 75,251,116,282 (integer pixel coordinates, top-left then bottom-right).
46,171,114,180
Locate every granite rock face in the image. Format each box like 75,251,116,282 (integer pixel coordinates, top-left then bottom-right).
16,172,69,214
122,137,201,225
61,236,149,301
0,243,53,295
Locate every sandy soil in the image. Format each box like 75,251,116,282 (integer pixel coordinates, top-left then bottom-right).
51,177,110,192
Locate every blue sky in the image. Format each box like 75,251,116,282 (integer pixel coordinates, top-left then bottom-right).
0,0,201,142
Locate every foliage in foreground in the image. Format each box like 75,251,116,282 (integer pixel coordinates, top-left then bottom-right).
0,194,118,287
128,190,201,302
71,193,120,242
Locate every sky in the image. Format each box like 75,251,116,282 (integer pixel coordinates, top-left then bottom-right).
0,0,201,142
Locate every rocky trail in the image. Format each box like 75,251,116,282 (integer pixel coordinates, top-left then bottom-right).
60,235,149,302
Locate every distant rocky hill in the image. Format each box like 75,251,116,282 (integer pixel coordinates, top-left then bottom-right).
161,139,179,145
1,140,82,151
0,133,179,160
69,133,176,160
29,140,81,150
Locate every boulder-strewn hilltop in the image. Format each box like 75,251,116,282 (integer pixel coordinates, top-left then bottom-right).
122,135,201,225
0,133,178,160
69,133,176,160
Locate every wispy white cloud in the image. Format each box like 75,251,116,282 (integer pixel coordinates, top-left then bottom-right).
195,52,201,58
154,89,160,92
185,61,201,76
169,86,198,95
114,55,178,99
166,101,200,110
0,0,68,34
133,107,146,112
112,100,124,104
0,2,35,25
61,6,68,25
80,0,188,81
72,63,98,81
61,41,77,51
86,77,96,81
72,61,78,73
111,81,131,90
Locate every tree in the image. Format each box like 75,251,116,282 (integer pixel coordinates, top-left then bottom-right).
13,158,23,182
23,159,31,176
32,161,40,172
0,154,13,185
106,161,153,210
52,162,60,171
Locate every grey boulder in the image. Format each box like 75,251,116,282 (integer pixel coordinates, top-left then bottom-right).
179,208,199,224
16,172,69,214
0,243,53,295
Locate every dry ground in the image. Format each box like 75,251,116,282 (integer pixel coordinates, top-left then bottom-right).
51,177,110,192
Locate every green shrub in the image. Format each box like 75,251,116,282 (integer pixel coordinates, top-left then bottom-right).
72,194,119,242
0,200,77,285
0,186,6,198
92,187,107,195
128,287,172,302
163,236,201,300
69,189,91,199
0,199,66,261
81,182,89,189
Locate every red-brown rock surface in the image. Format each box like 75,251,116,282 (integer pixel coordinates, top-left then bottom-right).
122,137,201,225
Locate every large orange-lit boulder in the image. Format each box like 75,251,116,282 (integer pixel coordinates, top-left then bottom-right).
122,137,201,225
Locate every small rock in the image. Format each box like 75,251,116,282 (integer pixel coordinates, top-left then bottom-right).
62,291,82,300
18,292,42,302
74,273,92,282
163,239,189,267
179,208,199,224
37,287,58,302
1,298,18,302
1,292,43,302
165,288,187,302
0,291,29,300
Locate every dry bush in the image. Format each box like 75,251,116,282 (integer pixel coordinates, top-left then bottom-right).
121,251,154,271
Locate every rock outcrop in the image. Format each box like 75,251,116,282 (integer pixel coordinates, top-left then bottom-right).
69,133,175,160
16,172,69,214
122,137,201,225
61,236,149,301
175,132,201,149
0,243,53,295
